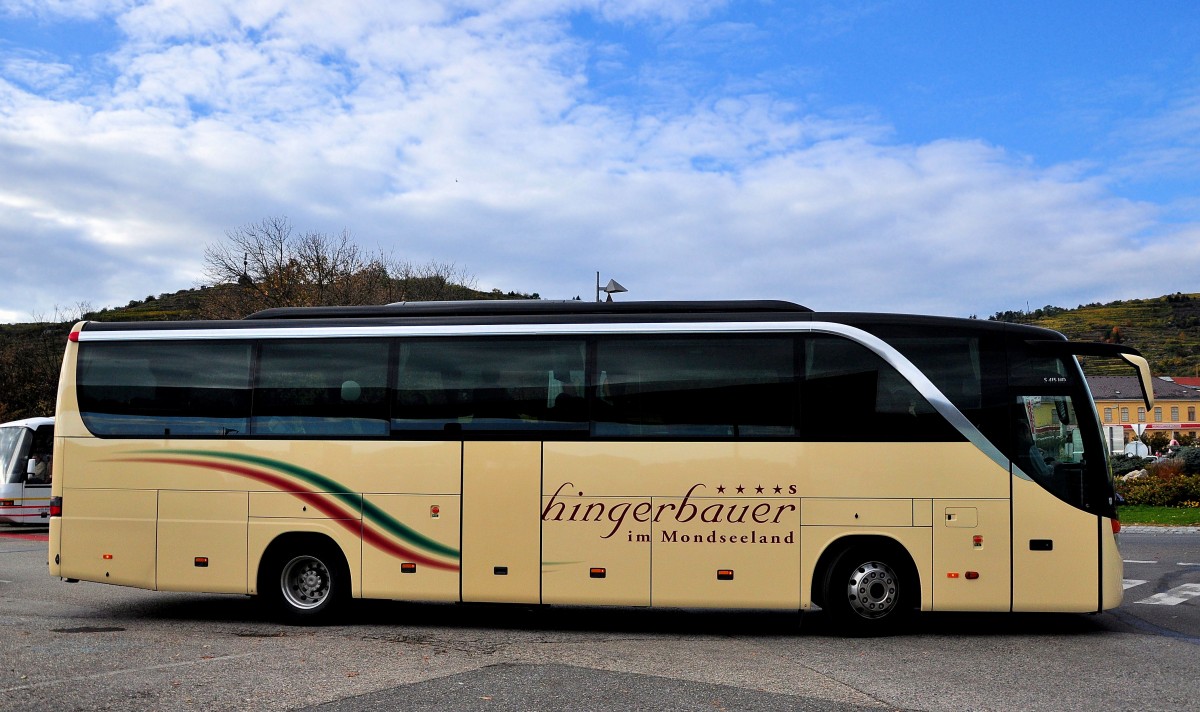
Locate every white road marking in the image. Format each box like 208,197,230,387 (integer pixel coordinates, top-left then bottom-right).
1176,562,1200,567
1123,579,1147,590
1135,583,1200,606
1123,560,1157,564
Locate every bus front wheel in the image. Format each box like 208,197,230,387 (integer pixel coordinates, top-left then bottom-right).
821,544,915,634
261,541,348,624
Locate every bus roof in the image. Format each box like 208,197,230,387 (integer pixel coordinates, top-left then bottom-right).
244,299,813,320
0,416,53,430
74,300,1071,339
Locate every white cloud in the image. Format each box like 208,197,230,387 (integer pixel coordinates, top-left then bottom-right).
0,0,1197,322
0,0,137,21
0,54,84,96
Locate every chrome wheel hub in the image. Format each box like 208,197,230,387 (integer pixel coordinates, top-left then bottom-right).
281,555,331,610
846,560,898,619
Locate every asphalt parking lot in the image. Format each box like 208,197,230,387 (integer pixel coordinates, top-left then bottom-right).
2,526,1198,711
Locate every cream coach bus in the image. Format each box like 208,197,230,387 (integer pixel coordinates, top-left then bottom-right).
48,300,1155,632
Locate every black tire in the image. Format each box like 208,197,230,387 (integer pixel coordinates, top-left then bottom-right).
820,544,915,634
260,540,348,625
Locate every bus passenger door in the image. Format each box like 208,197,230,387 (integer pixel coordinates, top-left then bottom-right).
1012,477,1099,611
1011,395,1100,612
461,441,542,603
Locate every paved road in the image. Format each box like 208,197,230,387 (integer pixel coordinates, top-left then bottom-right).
1113,529,1200,642
1,527,1198,711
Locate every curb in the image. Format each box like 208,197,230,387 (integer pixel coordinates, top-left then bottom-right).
1121,525,1200,534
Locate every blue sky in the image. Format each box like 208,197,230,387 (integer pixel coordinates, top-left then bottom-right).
1,0,1198,321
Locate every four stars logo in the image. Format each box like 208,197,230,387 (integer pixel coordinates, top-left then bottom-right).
715,484,789,495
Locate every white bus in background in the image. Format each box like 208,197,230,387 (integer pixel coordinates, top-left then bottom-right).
0,417,54,525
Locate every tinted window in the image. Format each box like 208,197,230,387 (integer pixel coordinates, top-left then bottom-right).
254,340,390,436
78,341,251,436
594,336,795,437
875,332,1009,451
393,339,586,433
801,336,958,441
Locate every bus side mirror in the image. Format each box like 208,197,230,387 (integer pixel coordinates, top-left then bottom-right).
26,458,36,475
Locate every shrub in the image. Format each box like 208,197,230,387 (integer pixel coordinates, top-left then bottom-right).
1111,455,1152,478
1176,447,1200,476
1116,459,1200,506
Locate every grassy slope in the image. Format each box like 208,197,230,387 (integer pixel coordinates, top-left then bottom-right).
1014,293,1200,376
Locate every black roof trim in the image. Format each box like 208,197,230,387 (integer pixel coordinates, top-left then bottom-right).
816,312,1065,338
244,299,812,320
1024,340,1143,358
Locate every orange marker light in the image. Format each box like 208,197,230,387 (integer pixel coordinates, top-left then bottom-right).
401,563,417,573
947,572,959,578
717,569,734,581
589,568,606,578
194,557,209,568
102,554,113,560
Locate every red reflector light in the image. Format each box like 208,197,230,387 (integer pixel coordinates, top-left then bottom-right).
401,563,416,573
965,571,979,580
717,569,734,580
68,331,80,342
430,505,440,518
49,497,62,517
589,567,606,578
0,499,13,507
1112,519,1121,534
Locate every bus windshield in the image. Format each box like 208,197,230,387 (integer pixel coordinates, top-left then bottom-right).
0,426,30,485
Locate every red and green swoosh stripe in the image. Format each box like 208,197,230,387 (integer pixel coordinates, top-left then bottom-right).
120,449,460,571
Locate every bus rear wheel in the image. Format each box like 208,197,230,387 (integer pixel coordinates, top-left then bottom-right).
261,541,348,624
821,544,914,634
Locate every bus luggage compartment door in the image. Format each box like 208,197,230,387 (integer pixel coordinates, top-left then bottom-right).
931,499,1010,611
461,442,541,604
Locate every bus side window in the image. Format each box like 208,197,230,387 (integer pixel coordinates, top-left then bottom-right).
78,342,251,437
593,336,795,438
253,339,389,437
393,338,587,434
801,335,959,443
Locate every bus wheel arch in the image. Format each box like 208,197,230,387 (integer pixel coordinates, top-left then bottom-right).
812,535,921,633
257,532,351,624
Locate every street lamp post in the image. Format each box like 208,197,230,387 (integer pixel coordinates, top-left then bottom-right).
596,272,628,302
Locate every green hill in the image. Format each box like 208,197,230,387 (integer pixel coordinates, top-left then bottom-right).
990,292,1200,377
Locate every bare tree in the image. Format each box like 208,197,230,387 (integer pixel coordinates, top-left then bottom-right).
390,260,479,302
200,216,479,318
